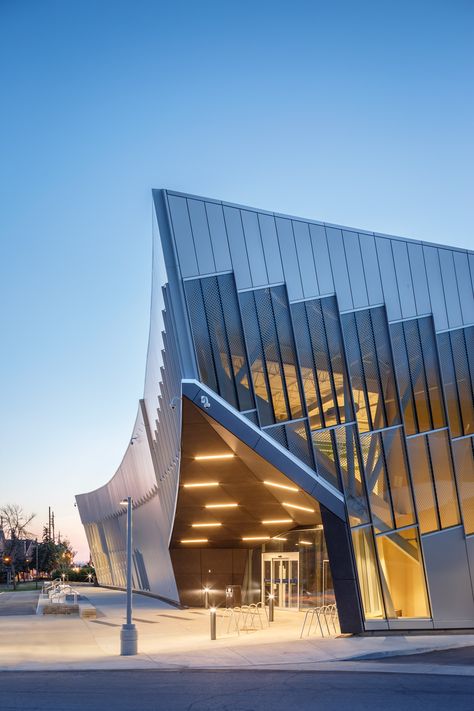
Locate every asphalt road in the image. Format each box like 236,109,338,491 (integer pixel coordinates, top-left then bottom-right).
1,670,473,711
0,591,39,615
375,644,474,666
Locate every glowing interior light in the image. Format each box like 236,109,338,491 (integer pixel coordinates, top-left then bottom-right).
299,540,312,545
180,539,208,543
282,502,315,513
183,482,219,488
205,503,238,509
263,480,299,492
272,536,287,541
242,536,270,541
261,518,293,525
191,523,222,528
194,454,235,461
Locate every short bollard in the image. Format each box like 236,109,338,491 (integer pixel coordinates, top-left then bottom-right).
268,594,275,622
210,607,217,640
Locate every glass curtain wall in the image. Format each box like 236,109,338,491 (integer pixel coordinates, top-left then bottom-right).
390,316,446,435
341,307,400,433
239,286,304,426
437,326,474,438
291,296,353,430
184,274,254,412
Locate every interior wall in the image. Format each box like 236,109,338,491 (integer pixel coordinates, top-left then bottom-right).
170,548,250,607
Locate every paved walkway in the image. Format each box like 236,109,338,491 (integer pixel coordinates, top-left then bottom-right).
1,586,474,675
0,591,40,616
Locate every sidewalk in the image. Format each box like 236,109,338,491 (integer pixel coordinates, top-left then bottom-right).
0,586,473,675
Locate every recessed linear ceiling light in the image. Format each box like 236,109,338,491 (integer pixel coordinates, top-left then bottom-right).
299,540,312,546
191,523,222,528
263,480,299,493
205,503,238,509
272,536,287,541
183,482,219,488
194,454,235,461
261,519,293,525
282,502,315,513
180,539,208,544
242,536,270,541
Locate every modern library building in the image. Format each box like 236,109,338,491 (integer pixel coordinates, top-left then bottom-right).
76,189,474,633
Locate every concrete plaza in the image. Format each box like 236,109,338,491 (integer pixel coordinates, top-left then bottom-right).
1,586,474,675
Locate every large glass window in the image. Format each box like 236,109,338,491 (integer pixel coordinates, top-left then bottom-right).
406,430,460,533
438,326,474,438
334,425,370,526
291,296,353,430
266,420,314,468
359,428,415,533
352,526,385,619
375,527,430,619
240,286,303,426
341,307,400,433
452,436,474,534
185,275,254,411
390,317,446,435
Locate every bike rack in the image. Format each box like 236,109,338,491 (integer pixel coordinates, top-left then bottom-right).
300,604,339,638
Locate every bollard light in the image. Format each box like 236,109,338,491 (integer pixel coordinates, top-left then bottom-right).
203,586,210,609
210,606,217,640
268,593,275,622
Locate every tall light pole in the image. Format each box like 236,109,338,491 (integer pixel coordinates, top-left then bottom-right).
119,497,137,655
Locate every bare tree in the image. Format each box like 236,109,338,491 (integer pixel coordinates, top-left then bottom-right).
0,504,36,589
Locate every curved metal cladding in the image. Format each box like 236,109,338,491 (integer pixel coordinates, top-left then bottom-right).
78,187,473,632
76,201,192,602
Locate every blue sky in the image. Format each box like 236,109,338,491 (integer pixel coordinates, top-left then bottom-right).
0,0,472,559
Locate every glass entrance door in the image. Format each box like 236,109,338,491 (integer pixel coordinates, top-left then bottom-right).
262,553,299,609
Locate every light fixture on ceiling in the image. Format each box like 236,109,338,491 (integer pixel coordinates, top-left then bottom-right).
191,523,222,528
261,519,293,525
272,536,287,541
205,503,238,509
299,540,312,546
194,454,235,461
282,502,315,513
263,480,299,492
180,538,208,544
183,482,219,488
242,536,270,541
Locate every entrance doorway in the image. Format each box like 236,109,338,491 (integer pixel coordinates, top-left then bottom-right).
262,552,299,609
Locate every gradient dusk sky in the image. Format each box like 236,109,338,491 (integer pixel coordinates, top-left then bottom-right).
1,1,472,560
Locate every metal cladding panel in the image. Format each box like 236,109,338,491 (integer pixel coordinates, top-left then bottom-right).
257,212,284,284
342,230,368,309
423,245,449,331
167,195,198,278
375,237,402,321
407,242,431,315
309,224,335,296
470,253,474,291
453,251,474,325
222,206,252,289
359,232,383,305
241,209,268,287
326,227,353,311
205,201,232,272
275,217,303,301
292,220,319,298
439,249,463,328
187,199,215,275
391,239,417,318
421,527,474,628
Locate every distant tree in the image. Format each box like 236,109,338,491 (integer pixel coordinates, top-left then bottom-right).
0,504,36,590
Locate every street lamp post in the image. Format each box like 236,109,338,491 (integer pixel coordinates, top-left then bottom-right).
120,496,137,656
35,538,39,590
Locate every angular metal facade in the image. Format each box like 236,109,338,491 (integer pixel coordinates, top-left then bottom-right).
77,189,474,631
